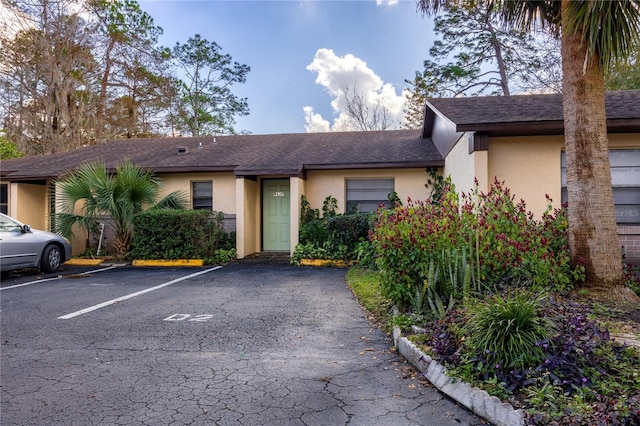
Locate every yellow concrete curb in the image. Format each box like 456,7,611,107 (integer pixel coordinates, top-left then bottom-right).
65,258,104,266
300,259,350,267
132,259,205,267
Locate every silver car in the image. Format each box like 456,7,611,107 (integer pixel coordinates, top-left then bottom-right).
0,213,72,273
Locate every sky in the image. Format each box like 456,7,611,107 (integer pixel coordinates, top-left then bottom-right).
137,0,436,135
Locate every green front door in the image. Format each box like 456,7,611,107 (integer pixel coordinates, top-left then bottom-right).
262,179,290,251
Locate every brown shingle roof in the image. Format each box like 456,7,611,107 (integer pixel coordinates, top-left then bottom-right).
1,130,443,181
426,90,640,135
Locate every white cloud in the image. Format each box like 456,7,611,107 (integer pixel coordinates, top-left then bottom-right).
376,0,399,5
303,106,331,133
303,48,407,132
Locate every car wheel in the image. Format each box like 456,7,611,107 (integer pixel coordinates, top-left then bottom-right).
41,244,62,273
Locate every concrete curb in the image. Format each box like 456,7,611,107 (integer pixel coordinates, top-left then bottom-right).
65,258,105,266
299,259,352,267
394,326,525,426
132,259,204,267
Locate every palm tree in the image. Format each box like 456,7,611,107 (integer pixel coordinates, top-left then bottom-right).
417,0,640,300
55,161,188,256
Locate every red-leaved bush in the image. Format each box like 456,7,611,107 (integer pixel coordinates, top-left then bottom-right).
370,177,584,310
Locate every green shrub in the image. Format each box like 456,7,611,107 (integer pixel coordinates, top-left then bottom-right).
132,209,230,260
370,177,583,311
296,195,374,262
370,183,466,310
207,248,237,265
462,290,555,370
459,179,583,292
326,213,371,249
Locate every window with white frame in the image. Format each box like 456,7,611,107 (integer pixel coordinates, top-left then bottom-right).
346,178,394,213
192,181,213,210
561,149,640,224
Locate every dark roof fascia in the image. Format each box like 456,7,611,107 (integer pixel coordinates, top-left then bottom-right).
606,119,640,134
0,175,51,182
421,107,436,139
233,168,304,178
303,160,444,170
456,121,563,135
456,119,640,136
8,179,48,185
153,166,238,174
422,100,456,139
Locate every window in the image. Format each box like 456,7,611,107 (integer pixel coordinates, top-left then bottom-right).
192,181,213,210
561,149,640,224
346,178,394,213
0,183,7,215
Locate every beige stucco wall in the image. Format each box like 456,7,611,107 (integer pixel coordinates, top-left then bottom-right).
443,132,489,195
290,177,304,253
460,132,640,219
158,172,236,213
14,182,48,230
236,178,258,258
304,168,431,212
487,135,565,217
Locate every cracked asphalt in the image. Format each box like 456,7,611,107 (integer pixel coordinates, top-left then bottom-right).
1,261,484,425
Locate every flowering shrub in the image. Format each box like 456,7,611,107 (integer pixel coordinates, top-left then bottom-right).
460,179,583,293
370,182,466,309
370,178,584,311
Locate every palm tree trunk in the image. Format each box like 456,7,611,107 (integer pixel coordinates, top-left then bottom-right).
560,4,626,293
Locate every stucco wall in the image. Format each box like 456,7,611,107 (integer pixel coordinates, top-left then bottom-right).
443,133,489,196
158,172,236,214
290,177,304,253
15,182,48,230
487,133,639,218
452,132,640,262
236,178,258,258
304,168,431,213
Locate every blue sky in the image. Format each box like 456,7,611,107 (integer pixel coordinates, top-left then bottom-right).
138,0,435,134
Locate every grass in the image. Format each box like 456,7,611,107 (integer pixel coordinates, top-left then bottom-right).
345,267,393,331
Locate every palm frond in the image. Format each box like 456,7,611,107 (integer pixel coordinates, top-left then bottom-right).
563,0,640,69
153,190,189,210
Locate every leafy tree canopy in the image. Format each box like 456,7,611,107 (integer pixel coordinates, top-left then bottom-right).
0,133,24,159
171,34,250,136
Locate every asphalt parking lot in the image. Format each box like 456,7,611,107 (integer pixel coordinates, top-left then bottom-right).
1,261,484,426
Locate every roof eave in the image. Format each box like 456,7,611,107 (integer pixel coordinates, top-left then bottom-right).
303,160,444,170
456,118,640,136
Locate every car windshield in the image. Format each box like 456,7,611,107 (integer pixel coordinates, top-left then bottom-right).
0,214,23,232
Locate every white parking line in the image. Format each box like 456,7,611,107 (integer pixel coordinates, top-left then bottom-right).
0,265,124,291
58,266,222,319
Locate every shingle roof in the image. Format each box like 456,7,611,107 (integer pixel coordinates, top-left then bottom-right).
1,130,443,181
426,90,640,135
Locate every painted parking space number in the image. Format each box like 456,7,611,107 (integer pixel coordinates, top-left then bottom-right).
164,313,213,322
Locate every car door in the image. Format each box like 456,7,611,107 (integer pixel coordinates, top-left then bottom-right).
0,216,39,270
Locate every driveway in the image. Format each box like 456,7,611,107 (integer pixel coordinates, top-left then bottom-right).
1,261,484,425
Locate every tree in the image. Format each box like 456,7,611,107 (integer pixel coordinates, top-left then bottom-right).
403,72,431,129
417,0,640,300
606,41,640,90
54,162,188,256
171,34,250,136
88,0,171,140
405,1,563,130
414,2,563,98
342,86,393,131
0,133,23,159
1,0,98,154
